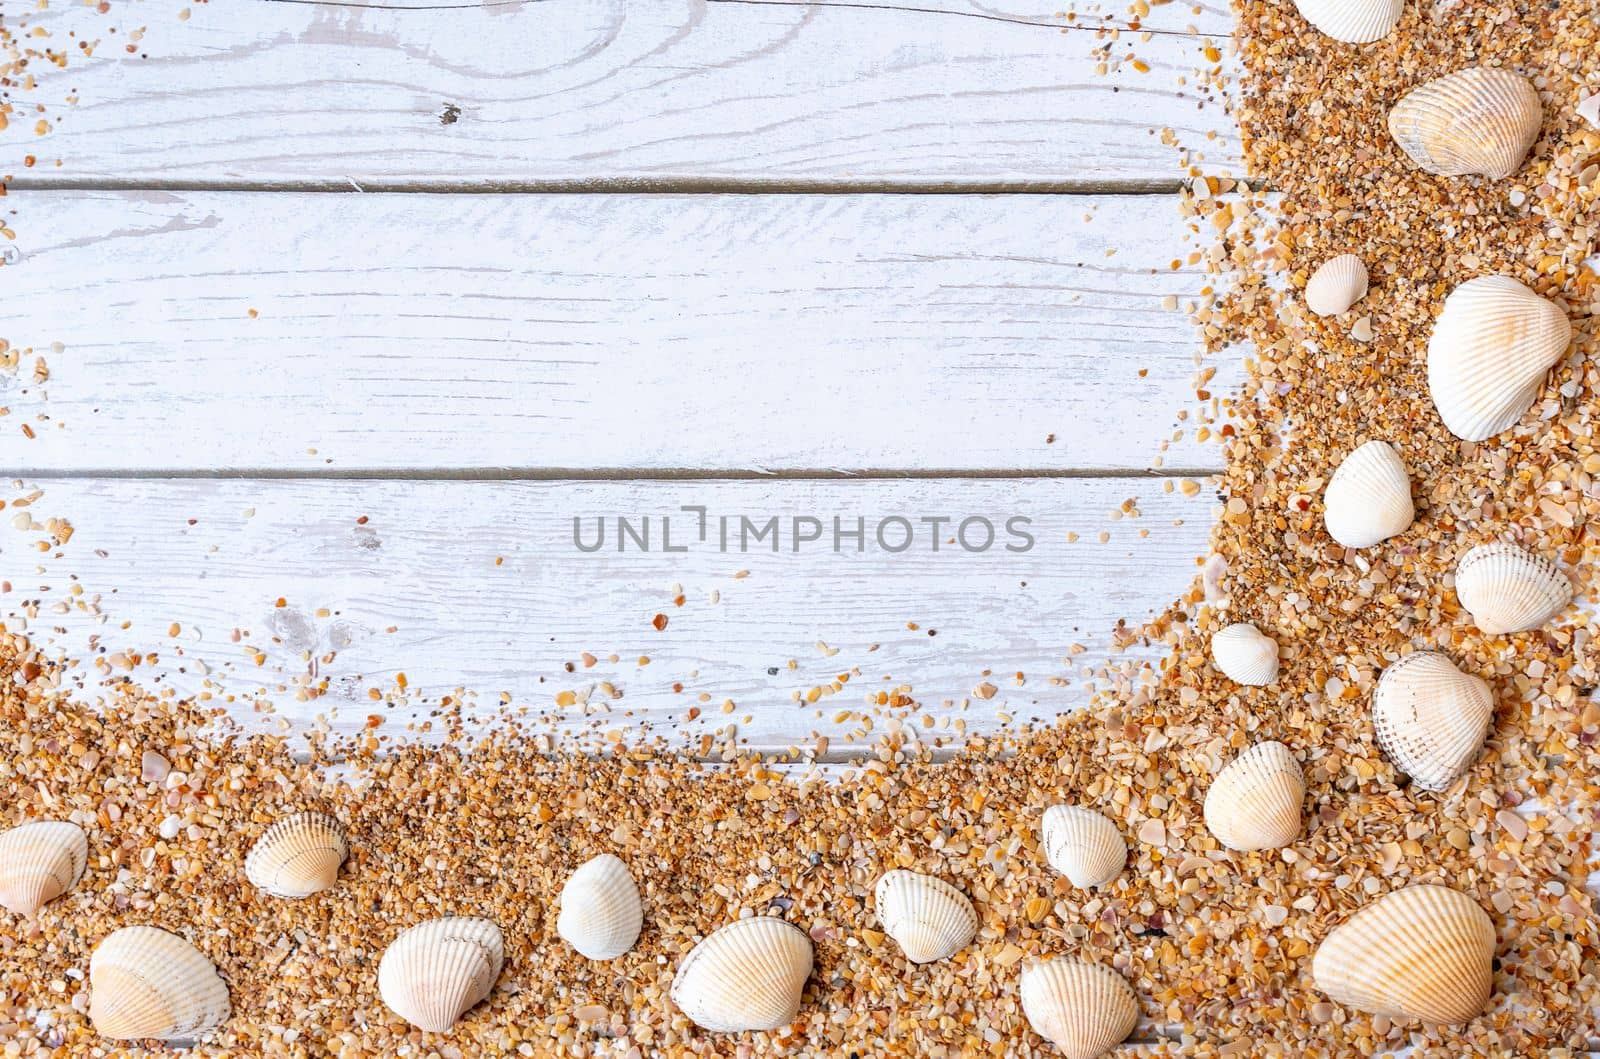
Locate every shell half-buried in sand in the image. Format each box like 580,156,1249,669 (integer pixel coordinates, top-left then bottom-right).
88,926,231,1042
1019,956,1139,1059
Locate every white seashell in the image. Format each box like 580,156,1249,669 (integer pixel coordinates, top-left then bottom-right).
873,870,978,963
378,917,504,1034
244,811,348,899
1040,805,1126,889
1388,67,1543,179
1427,275,1572,441
0,821,87,916
1209,623,1279,686
671,916,813,1033
1304,254,1369,316
1019,957,1139,1059
1291,0,1403,43
1580,93,1600,130
89,926,231,1041
556,854,642,961
1372,652,1493,791
1313,884,1494,1024
1202,741,1304,852
1323,440,1413,548
1455,542,1570,634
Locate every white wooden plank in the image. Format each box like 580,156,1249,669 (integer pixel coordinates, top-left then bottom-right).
15,0,1238,189
3,190,1235,474
5,476,1215,753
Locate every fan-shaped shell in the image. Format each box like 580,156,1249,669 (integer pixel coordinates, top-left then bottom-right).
1372,652,1493,791
1040,806,1126,889
1210,623,1279,686
1427,275,1572,441
378,917,504,1034
557,853,643,961
1304,253,1369,316
244,811,348,899
1323,440,1413,548
1291,0,1403,43
1388,67,1542,179
88,926,231,1041
874,870,978,963
1019,957,1139,1059
1202,741,1304,851
1455,542,1570,634
670,916,813,1033
0,820,87,916
1312,884,1494,1024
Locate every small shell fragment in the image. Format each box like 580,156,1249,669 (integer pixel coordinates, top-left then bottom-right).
671,916,813,1033
1323,440,1414,548
88,926,231,1041
1209,622,1279,685
1019,957,1139,1059
1388,67,1543,179
1580,93,1600,130
1291,0,1403,43
1305,254,1369,316
378,917,504,1034
557,854,643,961
1455,542,1570,634
1040,805,1126,889
1372,652,1494,791
874,869,978,963
1203,741,1305,852
0,820,88,916
244,811,348,899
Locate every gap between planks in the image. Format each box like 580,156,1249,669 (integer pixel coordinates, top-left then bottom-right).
12,467,1226,482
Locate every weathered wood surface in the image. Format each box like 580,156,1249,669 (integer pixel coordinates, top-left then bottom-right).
16,0,1238,190
9,476,1214,752
5,190,1234,475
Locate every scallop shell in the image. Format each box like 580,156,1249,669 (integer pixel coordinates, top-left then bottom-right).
670,916,813,1033
1209,623,1279,686
1040,805,1126,889
1426,275,1572,441
1455,542,1570,634
244,811,348,899
1304,253,1370,316
1202,741,1304,852
1291,0,1403,43
1388,67,1542,179
0,820,87,916
1312,884,1494,1024
1372,651,1493,791
1323,440,1414,548
378,917,504,1034
88,926,231,1041
1019,957,1139,1059
874,870,978,963
556,853,642,960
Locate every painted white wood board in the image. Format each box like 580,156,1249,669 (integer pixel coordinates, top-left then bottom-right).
4,190,1234,474
6,476,1215,753
16,0,1238,189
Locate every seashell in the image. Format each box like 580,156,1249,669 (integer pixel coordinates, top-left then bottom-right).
1209,623,1279,686
1388,67,1542,179
1304,254,1369,316
88,926,231,1041
556,853,643,960
1372,651,1493,791
1312,884,1494,1024
1202,741,1304,852
1323,440,1413,548
671,916,812,1033
0,820,88,916
1019,957,1139,1059
1291,0,1403,43
873,870,978,963
378,917,504,1034
244,811,348,899
1040,805,1126,889
1455,542,1570,634
1427,275,1572,441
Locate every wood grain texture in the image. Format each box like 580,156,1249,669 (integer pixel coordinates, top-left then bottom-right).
8,476,1215,752
17,0,1238,189
5,190,1235,474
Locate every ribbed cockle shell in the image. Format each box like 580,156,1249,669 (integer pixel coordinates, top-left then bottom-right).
1210,623,1279,686
1040,805,1126,889
874,870,978,963
1455,542,1570,634
1323,440,1413,548
557,853,643,960
377,917,504,1034
0,820,87,916
88,926,231,1041
1372,652,1493,791
1427,275,1571,441
1305,254,1369,316
1292,0,1403,43
1313,884,1494,1024
1202,741,1304,852
671,916,813,1033
244,811,348,899
1389,67,1543,179
1019,957,1139,1059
